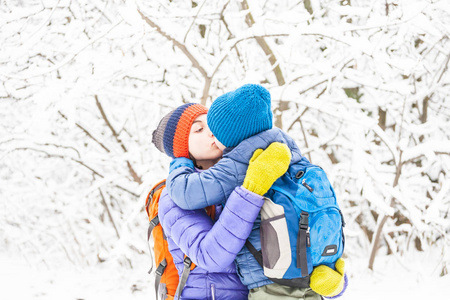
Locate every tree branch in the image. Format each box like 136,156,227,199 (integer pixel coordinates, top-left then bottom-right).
137,9,212,104
183,0,207,43
7,147,139,198
241,0,285,86
7,0,61,48
368,151,403,270
94,95,142,184
99,188,120,239
58,111,111,153
2,19,123,80
239,0,287,127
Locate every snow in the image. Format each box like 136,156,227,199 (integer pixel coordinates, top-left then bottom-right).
0,252,152,300
344,251,450,300
2,250,449,300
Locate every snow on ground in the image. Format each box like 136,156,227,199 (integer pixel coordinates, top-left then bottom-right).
0,253,152,300
1,249,449,300
342,249,450,300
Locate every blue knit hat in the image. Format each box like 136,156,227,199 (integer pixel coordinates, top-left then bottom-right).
207,84,273,148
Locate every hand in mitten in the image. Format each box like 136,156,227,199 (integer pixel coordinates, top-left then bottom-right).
310,258,348,298
169,157,194,173
243,142,291,196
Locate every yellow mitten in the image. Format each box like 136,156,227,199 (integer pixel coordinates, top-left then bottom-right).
243,142,291,196
310,258,346,298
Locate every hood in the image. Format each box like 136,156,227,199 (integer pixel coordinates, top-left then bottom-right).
223,128,303,166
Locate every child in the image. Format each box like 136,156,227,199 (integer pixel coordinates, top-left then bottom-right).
152,103,292,299
166,85,347,299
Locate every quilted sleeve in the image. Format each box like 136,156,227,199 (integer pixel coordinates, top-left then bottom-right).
166,158,241,210
158,187,264,272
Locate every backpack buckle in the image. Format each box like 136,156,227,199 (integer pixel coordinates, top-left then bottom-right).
150,216,160,227
183,256,192,267
299,212,309,230
155,259,167,276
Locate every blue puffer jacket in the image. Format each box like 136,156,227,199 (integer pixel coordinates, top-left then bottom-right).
167,128,304,289
159,185,265,299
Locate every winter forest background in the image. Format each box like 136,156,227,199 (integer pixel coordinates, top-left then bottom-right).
1,0,449,299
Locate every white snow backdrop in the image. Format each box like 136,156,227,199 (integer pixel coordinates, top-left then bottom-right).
1,0,449,299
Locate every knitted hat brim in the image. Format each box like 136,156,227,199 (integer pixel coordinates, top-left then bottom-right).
172,104,208,158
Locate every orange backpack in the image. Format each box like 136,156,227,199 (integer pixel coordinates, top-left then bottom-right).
146,180,213,300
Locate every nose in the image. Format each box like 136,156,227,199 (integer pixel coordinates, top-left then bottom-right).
206,127,214,137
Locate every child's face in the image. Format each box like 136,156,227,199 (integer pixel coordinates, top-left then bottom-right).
189,114,223,164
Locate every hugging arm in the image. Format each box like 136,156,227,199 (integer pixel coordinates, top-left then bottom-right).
166,157,241,210
160,142,293,271
158,186,264,272
166,141,291,210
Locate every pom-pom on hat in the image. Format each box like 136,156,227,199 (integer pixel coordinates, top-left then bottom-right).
207,84,273,148
152,103,208,158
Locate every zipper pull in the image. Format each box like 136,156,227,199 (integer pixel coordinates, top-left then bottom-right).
211,283,216,300
302,179,314,192
306,227,311,247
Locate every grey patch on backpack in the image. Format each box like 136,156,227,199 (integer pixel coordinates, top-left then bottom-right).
261,222,281,269
321,245,338,256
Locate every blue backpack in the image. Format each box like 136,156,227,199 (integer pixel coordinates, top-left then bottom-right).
246,157,345,287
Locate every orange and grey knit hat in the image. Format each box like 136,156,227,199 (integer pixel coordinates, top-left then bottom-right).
152,103,208,158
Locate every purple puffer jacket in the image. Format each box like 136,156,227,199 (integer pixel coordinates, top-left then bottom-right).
158,185,265,300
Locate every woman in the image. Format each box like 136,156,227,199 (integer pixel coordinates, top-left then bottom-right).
151,103,290,299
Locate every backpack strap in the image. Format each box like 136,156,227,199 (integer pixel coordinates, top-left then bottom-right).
145,180,166,213
147,216,161,274
245,240,263,266
245,240,311,288
154,258,167,299
297,212,310,277
158,283,167,300
148,216,160,241
145,180,166,275
174,256,193,300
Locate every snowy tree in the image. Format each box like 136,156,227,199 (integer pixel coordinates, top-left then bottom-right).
1,0,449,295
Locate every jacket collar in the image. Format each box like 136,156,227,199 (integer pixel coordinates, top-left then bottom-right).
222,128,303,166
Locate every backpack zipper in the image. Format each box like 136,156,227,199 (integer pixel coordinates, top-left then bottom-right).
302,178,314,192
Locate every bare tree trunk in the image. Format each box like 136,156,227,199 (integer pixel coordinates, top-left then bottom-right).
421,96,428,124
378,108,386,131
304,0,314,15
419,96,428,142
368,152,403,270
